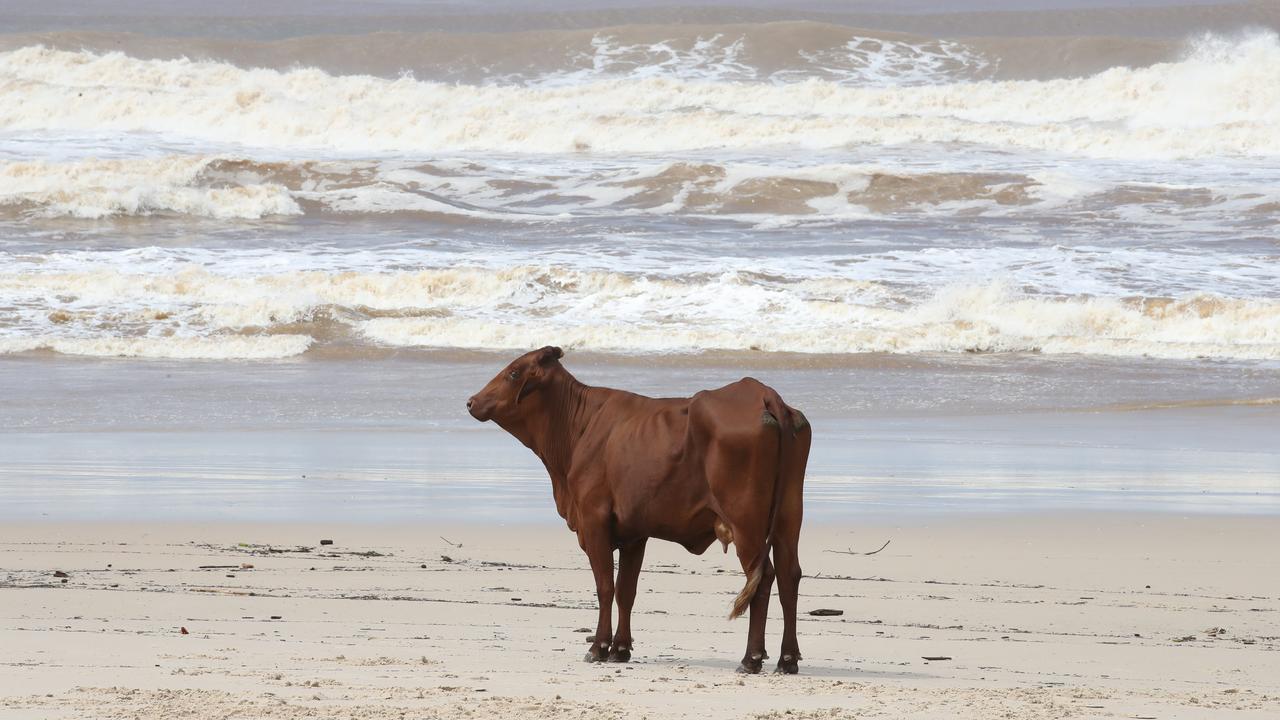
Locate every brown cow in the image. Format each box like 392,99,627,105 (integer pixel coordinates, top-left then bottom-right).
466,346,811,674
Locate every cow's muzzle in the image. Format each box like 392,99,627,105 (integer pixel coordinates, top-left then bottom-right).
467,395,491,422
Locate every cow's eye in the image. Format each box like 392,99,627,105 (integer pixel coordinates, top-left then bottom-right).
507,370,520,381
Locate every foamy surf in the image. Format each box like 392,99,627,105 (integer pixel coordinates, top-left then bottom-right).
7,154,1280,223
2,19,1277,368
358,285,1280,361
2,261,1277,361
0,334,312,360
0,156,301,219
525,32,992,87
3,32,1279,158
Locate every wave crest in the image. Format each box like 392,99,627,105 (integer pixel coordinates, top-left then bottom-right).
2,262,1277,361
3,32,1279,158
12,155,1277,221
0,156,301,219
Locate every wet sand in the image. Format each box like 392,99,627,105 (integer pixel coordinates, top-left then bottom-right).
3,354,1279,522
2,516,1278,719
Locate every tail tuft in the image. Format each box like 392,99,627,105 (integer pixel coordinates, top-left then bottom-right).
729,559,764,619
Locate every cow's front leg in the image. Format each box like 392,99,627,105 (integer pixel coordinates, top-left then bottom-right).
609,538,647,662
579,524,615,663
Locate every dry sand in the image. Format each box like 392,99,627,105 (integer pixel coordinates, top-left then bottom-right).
2,515,1278,719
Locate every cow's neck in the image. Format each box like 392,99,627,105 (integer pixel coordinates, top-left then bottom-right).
514,369,602,487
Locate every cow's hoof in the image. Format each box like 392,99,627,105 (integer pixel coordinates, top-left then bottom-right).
775,654,799,674
606,647,631,663
736,653,764,674
584,641,610,663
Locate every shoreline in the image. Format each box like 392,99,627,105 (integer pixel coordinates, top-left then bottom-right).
4,506,1280,529
4,353,1278,523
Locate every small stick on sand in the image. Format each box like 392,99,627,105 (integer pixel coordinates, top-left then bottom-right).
824,540,891,556
439,536,462,549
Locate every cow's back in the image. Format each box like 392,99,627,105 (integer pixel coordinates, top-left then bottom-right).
687,377,782,446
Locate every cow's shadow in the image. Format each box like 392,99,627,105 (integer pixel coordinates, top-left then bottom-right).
636,656,939,682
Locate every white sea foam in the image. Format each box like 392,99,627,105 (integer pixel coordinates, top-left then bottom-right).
2,32,1278,159
2,259,1277,361
0,156,300,219
773,36,993,86
7,153,1277,224
359,284,1280,360
0,335,312,360
2,26,1275,368
528,34,757,86
484,33,989,88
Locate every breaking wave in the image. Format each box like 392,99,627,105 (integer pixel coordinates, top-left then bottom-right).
2,31,1279,158
0,335,312,360
526,32,992,87
771,36,992,86
359,282,1280,360
0,156,301,219
0,155,1048,219
2,262,1277,361
7,155,1279,221
4,24,1278,364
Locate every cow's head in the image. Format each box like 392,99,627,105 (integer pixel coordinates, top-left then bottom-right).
467,345,565,424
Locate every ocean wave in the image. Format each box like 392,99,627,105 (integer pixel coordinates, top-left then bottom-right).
525,32,991,87
2,32,1278,158
2,262,1277,361
0,22,1125,87
773,36,992,86
10,154,1278,221
0,334,312,360
360,285,1280,360
526,33,758,85
0,156,301,219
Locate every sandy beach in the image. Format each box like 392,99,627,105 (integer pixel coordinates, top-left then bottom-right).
2,515,1277,719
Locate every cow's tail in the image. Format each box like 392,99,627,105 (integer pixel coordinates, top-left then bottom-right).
730,562,764,620
729,391,793,620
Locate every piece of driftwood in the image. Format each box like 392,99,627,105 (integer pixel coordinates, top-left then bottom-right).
824,540,891,556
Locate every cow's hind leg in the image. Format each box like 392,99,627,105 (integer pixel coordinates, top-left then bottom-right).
772,539,802,673
609,538,647,662
578,523,615,663
708,439,778,673
773,418,809,674
737,554,775,674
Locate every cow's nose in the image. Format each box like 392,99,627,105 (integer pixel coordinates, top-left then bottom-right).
466,397,475,410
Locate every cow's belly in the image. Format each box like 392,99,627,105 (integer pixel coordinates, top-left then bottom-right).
609,467,718,550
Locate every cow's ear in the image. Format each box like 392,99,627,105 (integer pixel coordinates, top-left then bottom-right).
535,345,563,365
